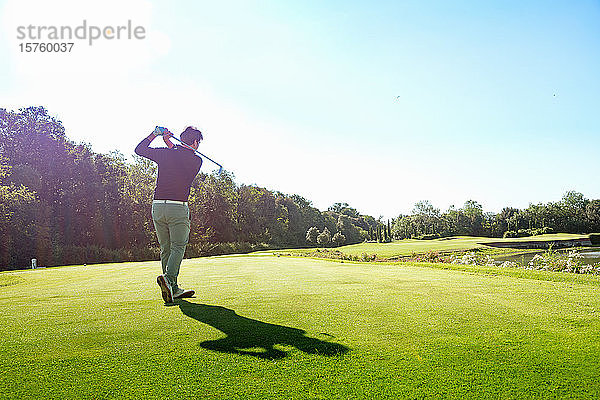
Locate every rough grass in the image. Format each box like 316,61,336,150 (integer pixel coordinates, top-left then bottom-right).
1,255,599,399
277,234,588,258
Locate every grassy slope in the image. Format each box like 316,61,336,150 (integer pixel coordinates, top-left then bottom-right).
278,234,589,258
1,255,599,399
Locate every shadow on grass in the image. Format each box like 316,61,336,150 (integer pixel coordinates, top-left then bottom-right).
178,300,349,359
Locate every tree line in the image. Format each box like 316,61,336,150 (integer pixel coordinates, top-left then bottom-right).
0,107,381,270
391,195,600,240
1,107,598,270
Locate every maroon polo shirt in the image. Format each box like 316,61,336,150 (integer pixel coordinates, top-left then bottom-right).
135,137,202,202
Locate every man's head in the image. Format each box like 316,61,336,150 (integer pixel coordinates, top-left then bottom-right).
181,126,203,149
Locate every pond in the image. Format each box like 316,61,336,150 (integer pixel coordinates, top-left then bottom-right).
493,247,600,266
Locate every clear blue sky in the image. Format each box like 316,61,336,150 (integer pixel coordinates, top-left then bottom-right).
1,0,599,217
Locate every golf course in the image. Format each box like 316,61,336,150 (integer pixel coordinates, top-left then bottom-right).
2,0,599,398
2,252,599,399
279,233,591,258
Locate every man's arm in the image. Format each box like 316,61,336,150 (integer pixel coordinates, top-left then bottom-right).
163,131,175,149
134,132,161,162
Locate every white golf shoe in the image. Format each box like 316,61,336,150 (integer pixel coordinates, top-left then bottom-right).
156,275,174,303
173,287,195,299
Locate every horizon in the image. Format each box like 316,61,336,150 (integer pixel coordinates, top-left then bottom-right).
1,0,599,218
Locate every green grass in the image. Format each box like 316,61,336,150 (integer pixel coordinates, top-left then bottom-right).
1,254,599,399
276,234,589,258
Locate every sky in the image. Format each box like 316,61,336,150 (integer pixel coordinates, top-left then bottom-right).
1,0,599,218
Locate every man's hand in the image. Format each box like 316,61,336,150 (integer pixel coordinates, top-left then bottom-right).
153,126,173,137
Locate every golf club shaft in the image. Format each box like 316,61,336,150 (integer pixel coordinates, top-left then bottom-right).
169,135,224,171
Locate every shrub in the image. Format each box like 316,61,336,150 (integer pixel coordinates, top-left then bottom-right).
517,227,554,237
498,261,520,268
411,251,447,263
45,244,159,267
503,230,517,238
131,246,160,261
187,242,270,257
517,226,554,237
360,252,376,262
517,229,531,238
527,249,600,274
414,233,440,240
532,227,554,235
448,252,495,267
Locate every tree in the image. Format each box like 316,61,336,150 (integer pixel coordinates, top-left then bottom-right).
332,231,346,247
559,191,588,233
0,107,133,265
328,202,359,218
236,184,277,243
191,171,238,243
462,200,485,236
317,227,331,247
336,214,362,244
410,200,442,236
290,194,324,244
392,214,413,239
124,155,158,249
0,158,39,268
585,200,600,233
306,226,319,244
495,207,519,234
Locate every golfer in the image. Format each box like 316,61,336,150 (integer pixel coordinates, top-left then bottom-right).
135,126,203,303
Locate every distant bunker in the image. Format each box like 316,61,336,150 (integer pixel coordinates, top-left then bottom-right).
483,238,592,249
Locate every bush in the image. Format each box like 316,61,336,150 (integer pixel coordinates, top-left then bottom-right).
360,252,376,262
517,229,531,238
131,246,160,261
26,241,270,269
502,229,541,238
525,227,553,236
448,251,495,266
410,251,447,263
45,244,159,268
414,233,440,240
528,249,600,274
187,242,270,257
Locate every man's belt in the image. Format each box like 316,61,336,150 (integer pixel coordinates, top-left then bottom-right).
153,200,188,205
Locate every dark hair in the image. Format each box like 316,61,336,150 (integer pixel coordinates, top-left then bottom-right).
181,126,203,145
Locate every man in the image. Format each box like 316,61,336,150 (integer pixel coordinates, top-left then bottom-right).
135,126,203,303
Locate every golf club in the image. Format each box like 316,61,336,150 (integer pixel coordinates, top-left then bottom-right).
156,126,224,173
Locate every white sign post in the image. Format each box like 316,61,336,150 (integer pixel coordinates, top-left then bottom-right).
31,258,37,269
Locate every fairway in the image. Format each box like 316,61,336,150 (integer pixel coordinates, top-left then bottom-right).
278,234,590,258
1,255,599,399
